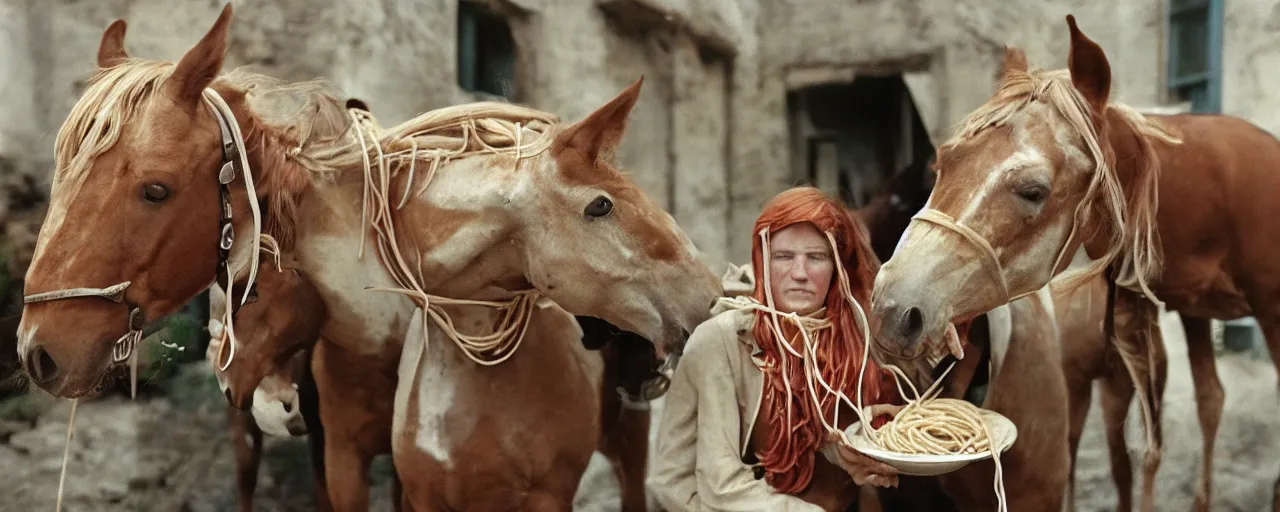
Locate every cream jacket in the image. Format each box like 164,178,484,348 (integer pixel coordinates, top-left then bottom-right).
648,308,850,512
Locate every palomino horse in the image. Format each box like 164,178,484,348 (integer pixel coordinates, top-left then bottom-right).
869,14,1265,511
205,267,333,512
17,5,721,509
854,165,1163,511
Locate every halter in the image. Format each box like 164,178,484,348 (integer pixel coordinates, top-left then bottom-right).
906,207,1079,304
23,88,261,398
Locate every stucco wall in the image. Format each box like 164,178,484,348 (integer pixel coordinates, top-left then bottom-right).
2,0,1277,267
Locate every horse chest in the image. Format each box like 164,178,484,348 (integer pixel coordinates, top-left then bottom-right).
1153,257,1252,318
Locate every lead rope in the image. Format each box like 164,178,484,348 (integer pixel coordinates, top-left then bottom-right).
713,228,1007,511
55,399,77,512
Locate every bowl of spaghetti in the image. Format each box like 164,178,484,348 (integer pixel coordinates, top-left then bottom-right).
843,398,1018,476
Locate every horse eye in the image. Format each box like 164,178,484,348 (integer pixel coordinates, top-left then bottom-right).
141,183,170,203
1016,184,1048,204
585,196,613,218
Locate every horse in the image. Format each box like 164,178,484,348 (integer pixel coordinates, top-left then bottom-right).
16,5,722,510
206,251,664,511
722,252,1070,510
205,264,333,512
854,162,1164,511
866,14,1261,511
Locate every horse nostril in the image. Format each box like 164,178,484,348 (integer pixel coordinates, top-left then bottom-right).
28,346,59,384
223,388,234,406
282,400,293,414
900,306,924,341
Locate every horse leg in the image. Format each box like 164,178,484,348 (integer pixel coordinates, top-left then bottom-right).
1249,313,1280,512
1099,361,1136,512
299,359,333,512
229,405,263,512
1063,368,1094,512
1182,315,1222,512
313,343,377,511
1134,315,1167,512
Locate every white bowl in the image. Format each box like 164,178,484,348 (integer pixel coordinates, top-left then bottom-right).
841,408,1018,476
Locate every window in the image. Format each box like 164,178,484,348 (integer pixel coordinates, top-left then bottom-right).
457,1,517,99
1166,0,1223,113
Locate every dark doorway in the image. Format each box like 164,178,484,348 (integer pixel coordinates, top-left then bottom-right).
786,75,934,209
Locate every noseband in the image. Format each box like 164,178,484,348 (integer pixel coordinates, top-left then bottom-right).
23,89,256,396
906,207,1078,303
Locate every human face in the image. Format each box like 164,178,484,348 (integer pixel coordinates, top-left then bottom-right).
767,223,835,316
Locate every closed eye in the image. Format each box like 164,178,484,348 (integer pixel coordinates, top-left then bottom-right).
1015,183,1049,204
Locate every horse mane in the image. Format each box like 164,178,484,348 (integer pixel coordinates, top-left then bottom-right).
55,58,563,255
53,59,175,199
944,66,1183,303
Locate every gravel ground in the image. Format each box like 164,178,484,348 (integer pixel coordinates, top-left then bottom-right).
3,310,1278,511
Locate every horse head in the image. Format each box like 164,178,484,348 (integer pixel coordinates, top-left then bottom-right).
869,15,1174,362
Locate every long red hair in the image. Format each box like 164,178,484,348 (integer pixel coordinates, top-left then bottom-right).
750,187,891,494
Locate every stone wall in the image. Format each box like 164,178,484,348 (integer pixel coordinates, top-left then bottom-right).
3,0,1279,268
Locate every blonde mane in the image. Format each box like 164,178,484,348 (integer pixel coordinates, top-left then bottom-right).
53,59,175,200
54,58,562,255
944,66,1182,305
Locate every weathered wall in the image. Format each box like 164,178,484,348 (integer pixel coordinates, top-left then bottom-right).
6,0,1280,270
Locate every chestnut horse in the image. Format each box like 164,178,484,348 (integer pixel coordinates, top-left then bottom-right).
720,255,1067,509
855,164,1163,511
208,254,660,511
867,14,1269,511
205,265,333,512
17,5,721,510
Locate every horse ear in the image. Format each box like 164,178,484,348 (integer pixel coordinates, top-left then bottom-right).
999,46,1028,81
97,19,130,68
555,76,644,163
1065,15,1112,114
168,3,234,104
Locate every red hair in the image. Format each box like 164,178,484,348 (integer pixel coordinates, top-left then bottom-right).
750,187,893,494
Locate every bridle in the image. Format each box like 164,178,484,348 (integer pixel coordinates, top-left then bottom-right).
23,88,261,397
906,206,1080,304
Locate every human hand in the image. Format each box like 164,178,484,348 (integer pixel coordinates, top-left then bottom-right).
829,404,906,488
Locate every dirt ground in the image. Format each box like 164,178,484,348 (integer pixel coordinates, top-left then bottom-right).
1069,311,1280,512
2,311,1278,511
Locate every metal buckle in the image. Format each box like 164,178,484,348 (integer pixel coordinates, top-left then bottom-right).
128,307,144,332
220,223,235,251
112,332,135,363
218,161,236,185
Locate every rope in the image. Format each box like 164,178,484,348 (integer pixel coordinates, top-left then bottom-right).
713,229,1008,510
345,106,551,365
55,399,78,512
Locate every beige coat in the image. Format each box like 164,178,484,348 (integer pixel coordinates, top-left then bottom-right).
647,308,854,512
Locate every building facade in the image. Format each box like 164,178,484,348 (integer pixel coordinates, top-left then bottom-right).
0,0,1266,299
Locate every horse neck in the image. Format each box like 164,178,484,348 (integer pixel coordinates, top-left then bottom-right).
1079,108,1150,259
290,153,531,299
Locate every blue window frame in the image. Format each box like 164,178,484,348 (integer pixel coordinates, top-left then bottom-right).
1166,0,1224,113
458,1,517,99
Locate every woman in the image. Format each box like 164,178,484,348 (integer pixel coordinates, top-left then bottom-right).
649,187,902,511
